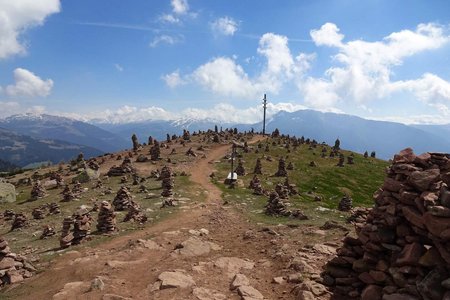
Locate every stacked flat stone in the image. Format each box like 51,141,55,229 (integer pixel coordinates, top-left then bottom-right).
59,216,74,248
97,201,117,234
275,183,290,199
72,181,83,196
160,165,173,180
72,209,92,245
275,157,288,177
253,158,262,175
287,161,294,170
61,186,76,202
87,159,100,170
161,177,174,197
0,237,35,285
182,129,190,141
40,225,56,239
107,157,136,176
11,213,28,231
32,206,46,219
249,175,260,189
150,141,161,161
30,180,46,200
185,147,196,157
347,156,355,165
48,202,61,214
346,207,371,224
3,210,15,221
323,148,450,300
123,201,147,224
53,173,65,187
284,177,298,195
113,186,133,211
338,195,353,211
235,159,246,176
336,155,345,167
265,192,291,216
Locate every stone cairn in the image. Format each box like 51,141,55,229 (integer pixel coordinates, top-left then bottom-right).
249,175,267,196
48,202,61,214
150,141,161,161
336,155,345,167
59,216,74,248
72,181,83,196
265,191,307,220
338,195,353,211
32,206,46,219
364,151,369,158
123,200,147,224
347,156,355,165
160,166,175,198
0,237,35,285
61,185,76,202
107,157,135,176
253,158,262,175
131,133,140,151
97,201,117,234
275,183,290,199
185,147,196,157
40,225,56,239
11,213,28,231
235,159,246,176
287,161,294,170
322,148,450,300
284,177,298,195
3,210,15,221
371,151,376,158
113,186,133,211
274,157,288,177
72,209,92,245
30,180,46,200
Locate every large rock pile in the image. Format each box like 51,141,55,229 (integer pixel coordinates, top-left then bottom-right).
112,186,133,211
97,201,117,234
0,237,35,285
323,148,450,300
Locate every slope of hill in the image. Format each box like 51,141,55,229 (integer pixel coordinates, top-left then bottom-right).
0,114,129,153
0,128,103,167
263,110,450,159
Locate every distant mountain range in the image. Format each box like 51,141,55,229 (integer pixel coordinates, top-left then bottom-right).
0,127,103,168
0,114,128,153
0,110,449,170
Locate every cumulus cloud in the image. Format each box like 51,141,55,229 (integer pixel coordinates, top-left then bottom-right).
0,0,61,59
300,22,450,110
149,34,183,47
5,68,54,98
159,14,180,24
171,0,189,15
211,17,238,36
186,33,314,99
162,70,186,88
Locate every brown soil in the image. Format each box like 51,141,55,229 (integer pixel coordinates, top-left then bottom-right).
4,136,335,300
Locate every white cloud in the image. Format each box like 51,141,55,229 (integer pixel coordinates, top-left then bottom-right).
159,14,180,24
310,22,344,47
114,63,123,72
0,0,61,59
211,17,238,36
171,0,189,15
5,68,53,98
162,70,186,88
186,33,314,99
300,22,450,111
0,101,20,117
149,34,183,48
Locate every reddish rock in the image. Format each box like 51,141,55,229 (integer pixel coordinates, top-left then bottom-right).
402,206,425,229
396,243,425,266
423,212,450,237
361,284,382,300
408,169,440,191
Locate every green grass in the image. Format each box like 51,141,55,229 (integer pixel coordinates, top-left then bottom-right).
214,137,389,226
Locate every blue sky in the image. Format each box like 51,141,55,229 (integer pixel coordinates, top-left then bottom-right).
0,0,450,124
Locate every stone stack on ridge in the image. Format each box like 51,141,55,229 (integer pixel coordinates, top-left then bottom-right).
322,148,450,300
97,201,117,234
338,195,353,211
150,141,161,161
59,216,74,248
72,209,92,245
113,186,133,211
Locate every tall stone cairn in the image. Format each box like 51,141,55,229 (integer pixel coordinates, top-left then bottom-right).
97,201,117,234
59,216,74,248
275,157,288,177
30,180,46,200
161,176,174,197
132,133,139,151
253,158,263,174
150,141,161,161
336,155,345,167
338,195,353,211
112,186,133,211
32,206,46,219
72,210,92,245
275,183,290,199
322,148,450,300
11,213,28,231
160,165,173,180
0,237,35,286
235,159,246,176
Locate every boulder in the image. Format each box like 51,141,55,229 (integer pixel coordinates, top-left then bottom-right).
0,181,15,203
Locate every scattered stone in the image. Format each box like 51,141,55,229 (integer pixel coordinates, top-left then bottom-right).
157,270,195,289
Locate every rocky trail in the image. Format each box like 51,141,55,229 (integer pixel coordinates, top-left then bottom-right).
3,136,336,300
